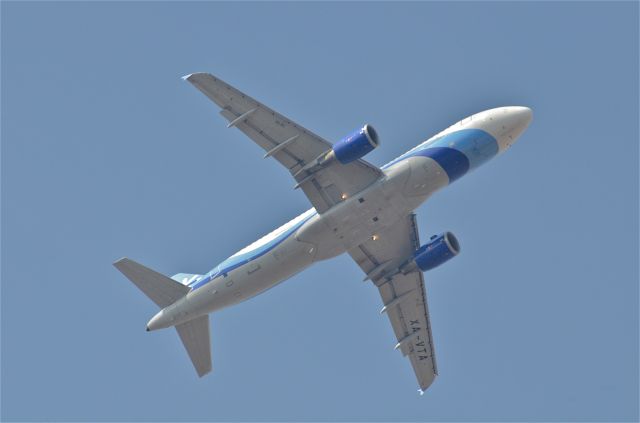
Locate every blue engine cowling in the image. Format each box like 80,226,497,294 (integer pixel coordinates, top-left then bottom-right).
413,232,461,272
332,124,380,164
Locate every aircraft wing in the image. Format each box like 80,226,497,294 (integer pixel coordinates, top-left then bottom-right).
183,72,382,213
348,214,438,392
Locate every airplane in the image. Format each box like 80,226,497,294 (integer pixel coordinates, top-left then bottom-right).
114,72,532,393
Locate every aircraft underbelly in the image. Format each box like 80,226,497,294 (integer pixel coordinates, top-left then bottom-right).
321,180,409,250
195,236,317,313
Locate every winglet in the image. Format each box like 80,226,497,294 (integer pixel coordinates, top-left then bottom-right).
182,72,209,82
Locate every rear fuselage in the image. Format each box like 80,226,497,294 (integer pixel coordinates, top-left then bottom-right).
146,106,532,330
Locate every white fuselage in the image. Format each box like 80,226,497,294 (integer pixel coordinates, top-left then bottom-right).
147,106,532,331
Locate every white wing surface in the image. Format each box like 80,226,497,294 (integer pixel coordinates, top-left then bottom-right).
348,214,438,391
183,72,382,213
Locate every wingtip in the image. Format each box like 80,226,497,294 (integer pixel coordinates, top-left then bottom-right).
418,374,437,394
182,72,209,82
196,366,212,378
112,257,129,267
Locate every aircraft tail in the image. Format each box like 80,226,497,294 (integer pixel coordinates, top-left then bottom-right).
113,258,212,377
113,258,189,308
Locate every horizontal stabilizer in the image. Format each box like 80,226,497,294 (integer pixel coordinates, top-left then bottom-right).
113,258,189,308
175,315,212,377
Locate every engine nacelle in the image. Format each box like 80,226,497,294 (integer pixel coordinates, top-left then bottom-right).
412,232,460,272
332,124,380,164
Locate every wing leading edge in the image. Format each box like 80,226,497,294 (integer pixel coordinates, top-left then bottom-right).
183,72,382,213
348,214,438,391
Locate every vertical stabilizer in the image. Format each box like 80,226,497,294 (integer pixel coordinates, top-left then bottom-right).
175,315,212,377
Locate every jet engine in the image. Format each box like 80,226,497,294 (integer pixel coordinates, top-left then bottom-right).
411,232,460,272
332,124,380,164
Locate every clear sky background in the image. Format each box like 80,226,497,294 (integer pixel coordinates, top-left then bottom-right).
2,1,638,421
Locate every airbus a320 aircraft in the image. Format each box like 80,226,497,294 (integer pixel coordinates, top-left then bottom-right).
114,73,532,393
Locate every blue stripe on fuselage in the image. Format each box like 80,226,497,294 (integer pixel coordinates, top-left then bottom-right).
382,128,499,182
189,212,315,290
413,147,469,182
427,129,499,169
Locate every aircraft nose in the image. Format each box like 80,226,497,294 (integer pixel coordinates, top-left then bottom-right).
510,106,533,130
493,106,533,151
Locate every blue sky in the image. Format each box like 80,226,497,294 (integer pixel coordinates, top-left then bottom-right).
2,2,638,421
